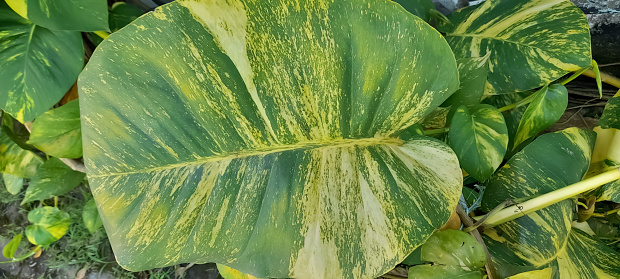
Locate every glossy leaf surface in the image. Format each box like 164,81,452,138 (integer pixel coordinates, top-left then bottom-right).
79,0,462,277
513,84,568,148
442,0,591,94
483,128,595,266
22,158,85,204
449,104,508,181
6,0,109,32
599,90,620,130
28,99,82,158
109,2,145,32
0,2,84,122
442,54,490,108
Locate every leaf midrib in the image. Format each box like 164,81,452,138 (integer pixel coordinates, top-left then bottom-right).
88,137,405,178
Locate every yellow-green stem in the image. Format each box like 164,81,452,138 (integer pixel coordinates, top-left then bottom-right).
582,69,620,89
478,167,620,227
93,31,110,40
424,127,450,136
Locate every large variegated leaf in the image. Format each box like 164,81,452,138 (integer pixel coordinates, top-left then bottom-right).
6,0,109,32
78,0,462,277
513,84,568,149
482,128,596,266
0,133,43,178
442,0,591,94
0,2,84,122
448,104,508,181
489,229,620,278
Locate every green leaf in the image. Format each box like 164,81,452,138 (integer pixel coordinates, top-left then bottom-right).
442,0,591,94
513,84,568,149
505,268,553,279
109,2,145,32
409,229,486,279
22,158,85,204
448,104,508,181
25,206,71,246
482,92,532,158
0,2,84,122
3,173,24,195
0,133,43,178
5,0,109,32
2,113,34,150
2,233,22,259
82,199,103,234
79,0,463,276
402,246,423,266
442,54,490,108
217,264,263,279
392,0,435,22
421,230,486,269
28,99,82,159
591,60,602,98
588,127,620,202
409,264,482,279
599,90,620,130
482,128,596,267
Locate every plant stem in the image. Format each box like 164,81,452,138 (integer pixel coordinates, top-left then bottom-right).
93,31,110,40
497,89,540,113
456,205,498,279
479,167,620,227
591,207,620,218
559,67,590,85
424,127,449,136
582,69,620,89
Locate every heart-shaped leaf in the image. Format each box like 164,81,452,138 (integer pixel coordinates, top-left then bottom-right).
0,2,84,122
2,233,22,259
449,104,508,181
5,0,109,32
25,206,71,246
599,90,620,130
441,0,591,94
28,99,83,159
513,84,568,149
22,157,85,204
79,0,462,277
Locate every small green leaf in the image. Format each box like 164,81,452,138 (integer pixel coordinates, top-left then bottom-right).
513,84,568,149
483,92,531,157
3,173,24,195
28,99,82,159
109,2,145,32
5,0,109,32
0,133,43,178
25,207,71,246
22,158,86,204
591,60,602,98
409,264,482,279
1,113,34,150
82,199,103,234
442,54,490,108
2,233,22,259
402,246,423,266
421,230,486,270
217,264,263,279
599,90,620,130
0,2,84,122
449,104,508,181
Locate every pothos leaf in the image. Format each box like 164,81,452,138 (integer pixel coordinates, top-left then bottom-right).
25,206,71,246
505,268,553,279
588,127,620,202
442,54,490,108
28,99,83,159
0,133,43,178
5,0,109,32
79,0,462,277
513,84,568,149
2,233,22,259
392,0,435,22
441,0,591,94
0,2,84,122
22,157,86,204
448,104,508,181
3,173,24,195
83,199,103,234
482,128,596,266
109,2,145,32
